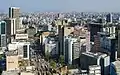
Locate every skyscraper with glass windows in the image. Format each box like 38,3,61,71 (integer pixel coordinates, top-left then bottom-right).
9,7,20,31
0,21,7,47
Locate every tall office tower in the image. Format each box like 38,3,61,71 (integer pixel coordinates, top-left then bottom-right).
5,18,16,35
9,7,20,30
93,35,101,53
118,30,120,59
58,26,74,55
64,37,77,65
106,13,113,23
0,21,7,48
5,18,16,43
88,23,102,42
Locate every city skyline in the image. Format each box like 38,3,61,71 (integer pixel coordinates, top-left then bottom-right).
1,0,120,12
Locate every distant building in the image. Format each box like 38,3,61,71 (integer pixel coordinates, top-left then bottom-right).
4,18,16,36
73,26,90,52
88,23,102,41
98,32,117,62
0,21,7,48
106,13,113,23
102,24,116,38
92,35,101,53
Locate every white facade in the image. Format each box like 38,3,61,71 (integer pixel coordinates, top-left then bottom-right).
10,18,16,35
7,42,30,60
89,65,101,75
66,37,77,64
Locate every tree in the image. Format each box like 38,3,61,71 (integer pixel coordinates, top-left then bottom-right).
0,54,3,60
45,51,50,61
50,59,56,69
0,67,2,75
59,55,65,66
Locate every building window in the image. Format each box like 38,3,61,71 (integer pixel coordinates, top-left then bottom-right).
1,23,5,34
1,35,6,47
23,45,28,58
0,35,1,46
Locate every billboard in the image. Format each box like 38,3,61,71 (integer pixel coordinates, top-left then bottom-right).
16,34,28,40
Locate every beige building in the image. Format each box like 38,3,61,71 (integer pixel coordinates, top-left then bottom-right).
64,27,74,36
6,55,19,71
40,32,50,44
55,19,69,26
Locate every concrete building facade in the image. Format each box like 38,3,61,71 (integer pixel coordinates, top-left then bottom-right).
6,55,19,71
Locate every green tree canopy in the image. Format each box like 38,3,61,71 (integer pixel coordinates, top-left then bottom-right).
59,55,65,65
50,59,56,69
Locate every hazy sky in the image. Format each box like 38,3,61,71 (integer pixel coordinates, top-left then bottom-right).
0,0,120,12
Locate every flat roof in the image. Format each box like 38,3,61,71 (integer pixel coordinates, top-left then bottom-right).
82,52,107,58
10,7,20,9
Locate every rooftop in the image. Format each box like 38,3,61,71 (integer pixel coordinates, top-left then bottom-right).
6,50,18,56
10,7,20,9
82,52,107,59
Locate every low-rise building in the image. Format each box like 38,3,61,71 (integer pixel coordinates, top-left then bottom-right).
7,42,31,60
6,55,19,71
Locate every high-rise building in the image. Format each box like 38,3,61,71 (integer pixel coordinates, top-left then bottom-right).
58,26,74,55
106,13,113,23
5,18,16,43
5,18,16,36
0,21,7,48
9,7,20,30
93,35,101,53
9,7,20,18
98,32,117,62
88,23,102,41
64,37,77,64
80,52,110,75
117,30,120,58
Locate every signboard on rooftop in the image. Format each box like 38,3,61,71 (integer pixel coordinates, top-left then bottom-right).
16,34,28,40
